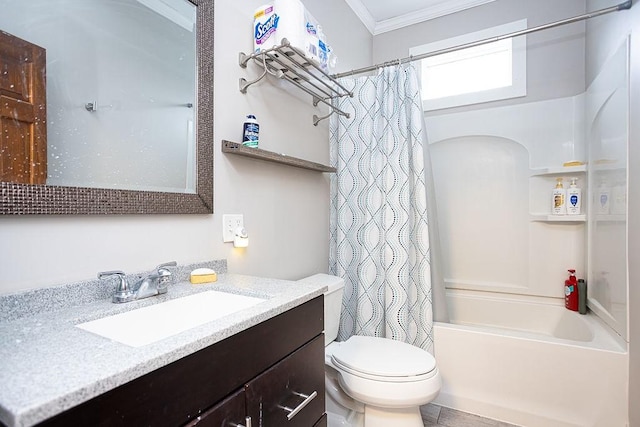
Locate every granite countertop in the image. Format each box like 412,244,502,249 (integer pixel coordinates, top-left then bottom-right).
0,265,326,427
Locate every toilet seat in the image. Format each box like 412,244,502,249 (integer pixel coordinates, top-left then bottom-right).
304,271,443,422
330,336,437,382
326,336,441,409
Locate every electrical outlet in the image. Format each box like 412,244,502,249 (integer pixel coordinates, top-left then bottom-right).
222,214,243,242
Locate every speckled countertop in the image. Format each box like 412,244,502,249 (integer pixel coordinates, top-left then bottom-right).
0,261,326,427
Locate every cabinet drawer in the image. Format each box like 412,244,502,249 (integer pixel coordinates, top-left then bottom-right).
184,389,246,427
246,335,325,426
313,413,327,427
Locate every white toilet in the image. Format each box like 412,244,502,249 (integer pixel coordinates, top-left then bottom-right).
299,274,441,427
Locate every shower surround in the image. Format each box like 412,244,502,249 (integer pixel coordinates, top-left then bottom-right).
425,38,629,425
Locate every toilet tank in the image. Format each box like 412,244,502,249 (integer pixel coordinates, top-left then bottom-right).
298,274,345,346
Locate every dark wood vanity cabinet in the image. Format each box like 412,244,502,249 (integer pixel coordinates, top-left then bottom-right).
38,296,325,427
245,336,325,426
184,389,247,427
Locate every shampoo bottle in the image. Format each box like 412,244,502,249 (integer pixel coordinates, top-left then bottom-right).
552,178,566,215
565,269,579,311
566,177,581,215
597,181,610,214
611,178,627,215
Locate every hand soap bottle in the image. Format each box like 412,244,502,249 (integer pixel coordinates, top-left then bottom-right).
552,178,566,215
566,177,581,215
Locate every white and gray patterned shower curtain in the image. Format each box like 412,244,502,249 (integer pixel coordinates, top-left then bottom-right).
329,64,434,353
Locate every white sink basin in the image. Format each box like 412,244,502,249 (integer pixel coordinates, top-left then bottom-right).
76,291,265,347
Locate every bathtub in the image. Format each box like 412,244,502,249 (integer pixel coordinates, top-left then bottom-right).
432,289,628,427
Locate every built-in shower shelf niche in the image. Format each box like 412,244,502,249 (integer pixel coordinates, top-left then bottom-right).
530,214,586,222
530,165,587,176
593,214,626,223
529,165,588,222
591,162,624,172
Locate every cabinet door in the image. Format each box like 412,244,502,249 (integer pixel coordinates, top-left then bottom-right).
184,388,248,427
313,413,327,427
245,335,325,427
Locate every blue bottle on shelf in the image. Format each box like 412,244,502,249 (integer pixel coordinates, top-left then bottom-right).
242,114,259,148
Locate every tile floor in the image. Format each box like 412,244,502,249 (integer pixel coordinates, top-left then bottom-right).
421,404,520,427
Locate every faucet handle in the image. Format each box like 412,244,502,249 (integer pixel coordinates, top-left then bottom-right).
156,261,177,272
156,261,177,291
98,270,134,303
98,270,126,285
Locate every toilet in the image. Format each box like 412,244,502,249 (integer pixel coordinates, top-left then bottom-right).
299,274,441,427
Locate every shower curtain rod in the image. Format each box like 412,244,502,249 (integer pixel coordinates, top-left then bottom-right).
332,0,632,79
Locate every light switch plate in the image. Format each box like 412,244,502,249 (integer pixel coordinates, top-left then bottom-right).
222,214,243,242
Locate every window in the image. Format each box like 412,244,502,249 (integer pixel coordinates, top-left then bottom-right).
410,20,527,111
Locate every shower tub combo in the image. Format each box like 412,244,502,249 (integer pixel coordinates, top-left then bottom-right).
432,290,627,427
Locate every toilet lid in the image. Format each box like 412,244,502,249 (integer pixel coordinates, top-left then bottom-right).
331,336,436,379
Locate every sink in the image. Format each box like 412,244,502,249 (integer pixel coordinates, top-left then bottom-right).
76,291,265,347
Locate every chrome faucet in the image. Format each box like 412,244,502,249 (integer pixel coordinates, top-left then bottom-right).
98,261,177,303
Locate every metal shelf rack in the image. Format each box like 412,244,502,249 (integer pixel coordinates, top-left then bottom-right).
239,39,352,126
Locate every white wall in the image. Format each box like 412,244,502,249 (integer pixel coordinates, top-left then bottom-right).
585,0,640,424
0,0,372,295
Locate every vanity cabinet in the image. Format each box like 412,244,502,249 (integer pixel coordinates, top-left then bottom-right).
37,296,325,427
184,389,246,427
245,336,324,426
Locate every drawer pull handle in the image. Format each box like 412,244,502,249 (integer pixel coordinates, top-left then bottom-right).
278,391,318,420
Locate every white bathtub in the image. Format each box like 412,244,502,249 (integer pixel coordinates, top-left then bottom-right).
432,290,628,427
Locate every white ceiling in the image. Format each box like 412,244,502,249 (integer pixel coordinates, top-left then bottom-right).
344,0,497,35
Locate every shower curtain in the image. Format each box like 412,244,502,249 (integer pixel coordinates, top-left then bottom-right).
329,63,441,354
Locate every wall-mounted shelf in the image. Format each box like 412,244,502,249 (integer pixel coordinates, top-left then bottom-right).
239,39,353,126
530,165,587,176
591,160,624,171
222,140,336,173
529,165,587,224
593,214,626,222
530,214,586,222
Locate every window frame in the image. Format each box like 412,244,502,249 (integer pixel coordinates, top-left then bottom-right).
410,19,528,111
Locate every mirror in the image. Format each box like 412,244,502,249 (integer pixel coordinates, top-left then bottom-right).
0,0,213,214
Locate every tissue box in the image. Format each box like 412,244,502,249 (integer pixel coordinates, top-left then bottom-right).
253,0,333,70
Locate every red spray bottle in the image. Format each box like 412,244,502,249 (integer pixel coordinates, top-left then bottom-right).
565,269,579,311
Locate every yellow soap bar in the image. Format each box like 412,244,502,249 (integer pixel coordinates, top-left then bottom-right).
190,268,217,284
563,160,585,167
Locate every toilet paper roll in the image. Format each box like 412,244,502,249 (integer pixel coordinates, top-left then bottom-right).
273,0,321,65
254,4,278,53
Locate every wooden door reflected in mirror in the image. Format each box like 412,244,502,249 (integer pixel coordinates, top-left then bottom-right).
0,0,213,215
0,31,47,185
